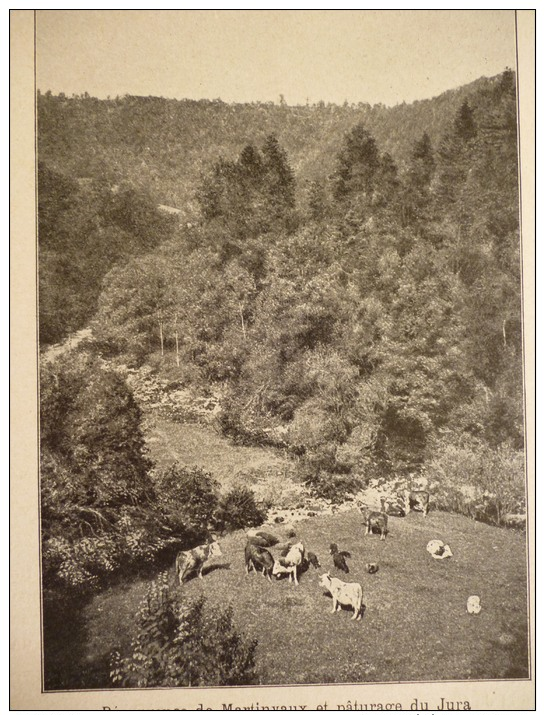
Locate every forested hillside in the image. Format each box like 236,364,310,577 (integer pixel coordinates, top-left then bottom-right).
38,74,503,212
38,167,178,344
38,72,518,348
87,69,523,496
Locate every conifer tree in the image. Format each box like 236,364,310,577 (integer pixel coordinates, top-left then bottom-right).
334,123,380,201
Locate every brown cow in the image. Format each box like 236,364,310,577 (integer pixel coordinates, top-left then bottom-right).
175,539,222,584
244,541,275,581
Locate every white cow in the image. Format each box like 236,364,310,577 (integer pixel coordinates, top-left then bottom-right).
272,541,305,585
319,572,363,621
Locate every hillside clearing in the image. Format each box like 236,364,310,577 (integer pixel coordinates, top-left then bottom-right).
80,508,529,688
145,416,308,511
146,417,290,485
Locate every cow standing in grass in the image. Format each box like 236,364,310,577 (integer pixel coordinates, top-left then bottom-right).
358,501,388,540
176,538,222,585
272,542,305,585
244,541,275,581
319,573,364,621
401,489,430,516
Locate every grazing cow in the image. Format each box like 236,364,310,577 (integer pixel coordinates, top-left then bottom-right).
358,502,388,540
244,541,274,581
329,543,351,573
401,489,430,516
319,572,363,621
272,542,305,585
176,539,222,585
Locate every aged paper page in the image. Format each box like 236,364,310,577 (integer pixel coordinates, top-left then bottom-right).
11,10,535,710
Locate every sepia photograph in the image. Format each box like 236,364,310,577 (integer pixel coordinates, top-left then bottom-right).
10,9,535,710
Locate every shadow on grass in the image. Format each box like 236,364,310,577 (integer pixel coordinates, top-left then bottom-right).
43,594,111,691
178,562,232,584
322,591,367,619
203,562,232,576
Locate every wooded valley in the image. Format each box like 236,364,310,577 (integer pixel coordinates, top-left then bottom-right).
38,69,528,689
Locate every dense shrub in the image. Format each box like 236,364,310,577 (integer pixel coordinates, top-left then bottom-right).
42,506,178,595
214,486,267,532
216,391,280,447
110,573,258,687
427,438,526,523
40,353,153,510
40,354,169,596
302,466,363,504
155,463,220,540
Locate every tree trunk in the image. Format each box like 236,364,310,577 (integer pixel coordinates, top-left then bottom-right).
175,329,180,367
239,304,246,341
159,319,164,357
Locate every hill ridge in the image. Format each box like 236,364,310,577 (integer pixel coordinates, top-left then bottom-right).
38,72,507,210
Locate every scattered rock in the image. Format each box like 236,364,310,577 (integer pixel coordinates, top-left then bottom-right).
497,633,516,646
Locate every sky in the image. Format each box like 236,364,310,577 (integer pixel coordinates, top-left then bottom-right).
36,10,517,107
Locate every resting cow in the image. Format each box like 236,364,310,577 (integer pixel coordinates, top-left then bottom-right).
319,572,364,621
175,539,222,585
246,529,280,547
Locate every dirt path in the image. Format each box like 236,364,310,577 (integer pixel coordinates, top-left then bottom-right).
42,327,92,364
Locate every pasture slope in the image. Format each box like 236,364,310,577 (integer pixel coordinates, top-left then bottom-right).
41,368,529,688
82,494,529,686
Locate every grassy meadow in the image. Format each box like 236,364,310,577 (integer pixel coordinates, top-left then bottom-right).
58,408,529,689
79,505,528,687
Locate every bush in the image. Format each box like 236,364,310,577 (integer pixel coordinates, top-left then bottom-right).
41,503,180,595
40,354,168,597
426,438,526,524
40,353,153,510
215,486,267,532
156,463,220,540
110,574,258,687
301,466,363,504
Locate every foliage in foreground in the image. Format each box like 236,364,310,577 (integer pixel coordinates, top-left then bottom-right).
110,574,258,687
